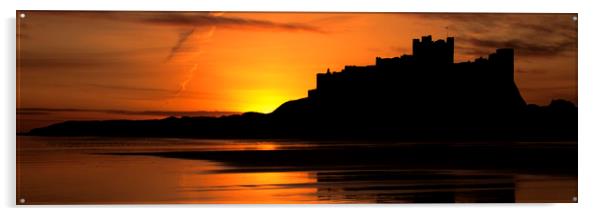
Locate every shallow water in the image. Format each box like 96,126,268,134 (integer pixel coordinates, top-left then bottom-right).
16,136,577,204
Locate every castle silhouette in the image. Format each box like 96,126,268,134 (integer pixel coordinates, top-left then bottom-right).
27,35,577,140
309,35,524,111
272,35,528,129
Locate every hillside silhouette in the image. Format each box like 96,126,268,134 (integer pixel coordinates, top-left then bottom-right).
27,35,577,140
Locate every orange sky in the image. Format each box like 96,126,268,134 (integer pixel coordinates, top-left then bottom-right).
16,12,577,132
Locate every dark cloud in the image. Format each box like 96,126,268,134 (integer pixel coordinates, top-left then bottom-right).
27,11,326,33
22,11,327,64
140,13,327,58
140,13,326,33
413,13,577,58
459,36,576,57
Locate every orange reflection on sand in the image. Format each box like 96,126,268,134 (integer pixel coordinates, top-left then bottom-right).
255,142,278,150
218,141,313,151
176,170,317,203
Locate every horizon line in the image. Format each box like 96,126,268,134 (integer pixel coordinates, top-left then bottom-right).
16,107,243,117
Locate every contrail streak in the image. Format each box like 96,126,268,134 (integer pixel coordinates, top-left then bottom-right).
165,28,196,62
175,63,198,96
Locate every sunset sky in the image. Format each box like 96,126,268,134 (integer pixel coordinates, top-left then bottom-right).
16,12,577,132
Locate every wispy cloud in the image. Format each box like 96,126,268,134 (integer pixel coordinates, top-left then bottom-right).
23,11,327,63
460,37,576,57
413,13,577,58
140,13,327,33
31,11,326,33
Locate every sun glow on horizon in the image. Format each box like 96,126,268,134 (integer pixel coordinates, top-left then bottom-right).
237,89,294,114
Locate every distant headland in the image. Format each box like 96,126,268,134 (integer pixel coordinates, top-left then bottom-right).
26,35,577,140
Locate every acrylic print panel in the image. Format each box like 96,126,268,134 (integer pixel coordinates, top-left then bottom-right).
16,11,577,204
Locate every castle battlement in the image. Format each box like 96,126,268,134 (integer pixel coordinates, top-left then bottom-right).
412,35,454,64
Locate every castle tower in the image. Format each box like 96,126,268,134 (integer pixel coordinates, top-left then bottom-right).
412,35,454,64
412,38,421,58
492,48,514,82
